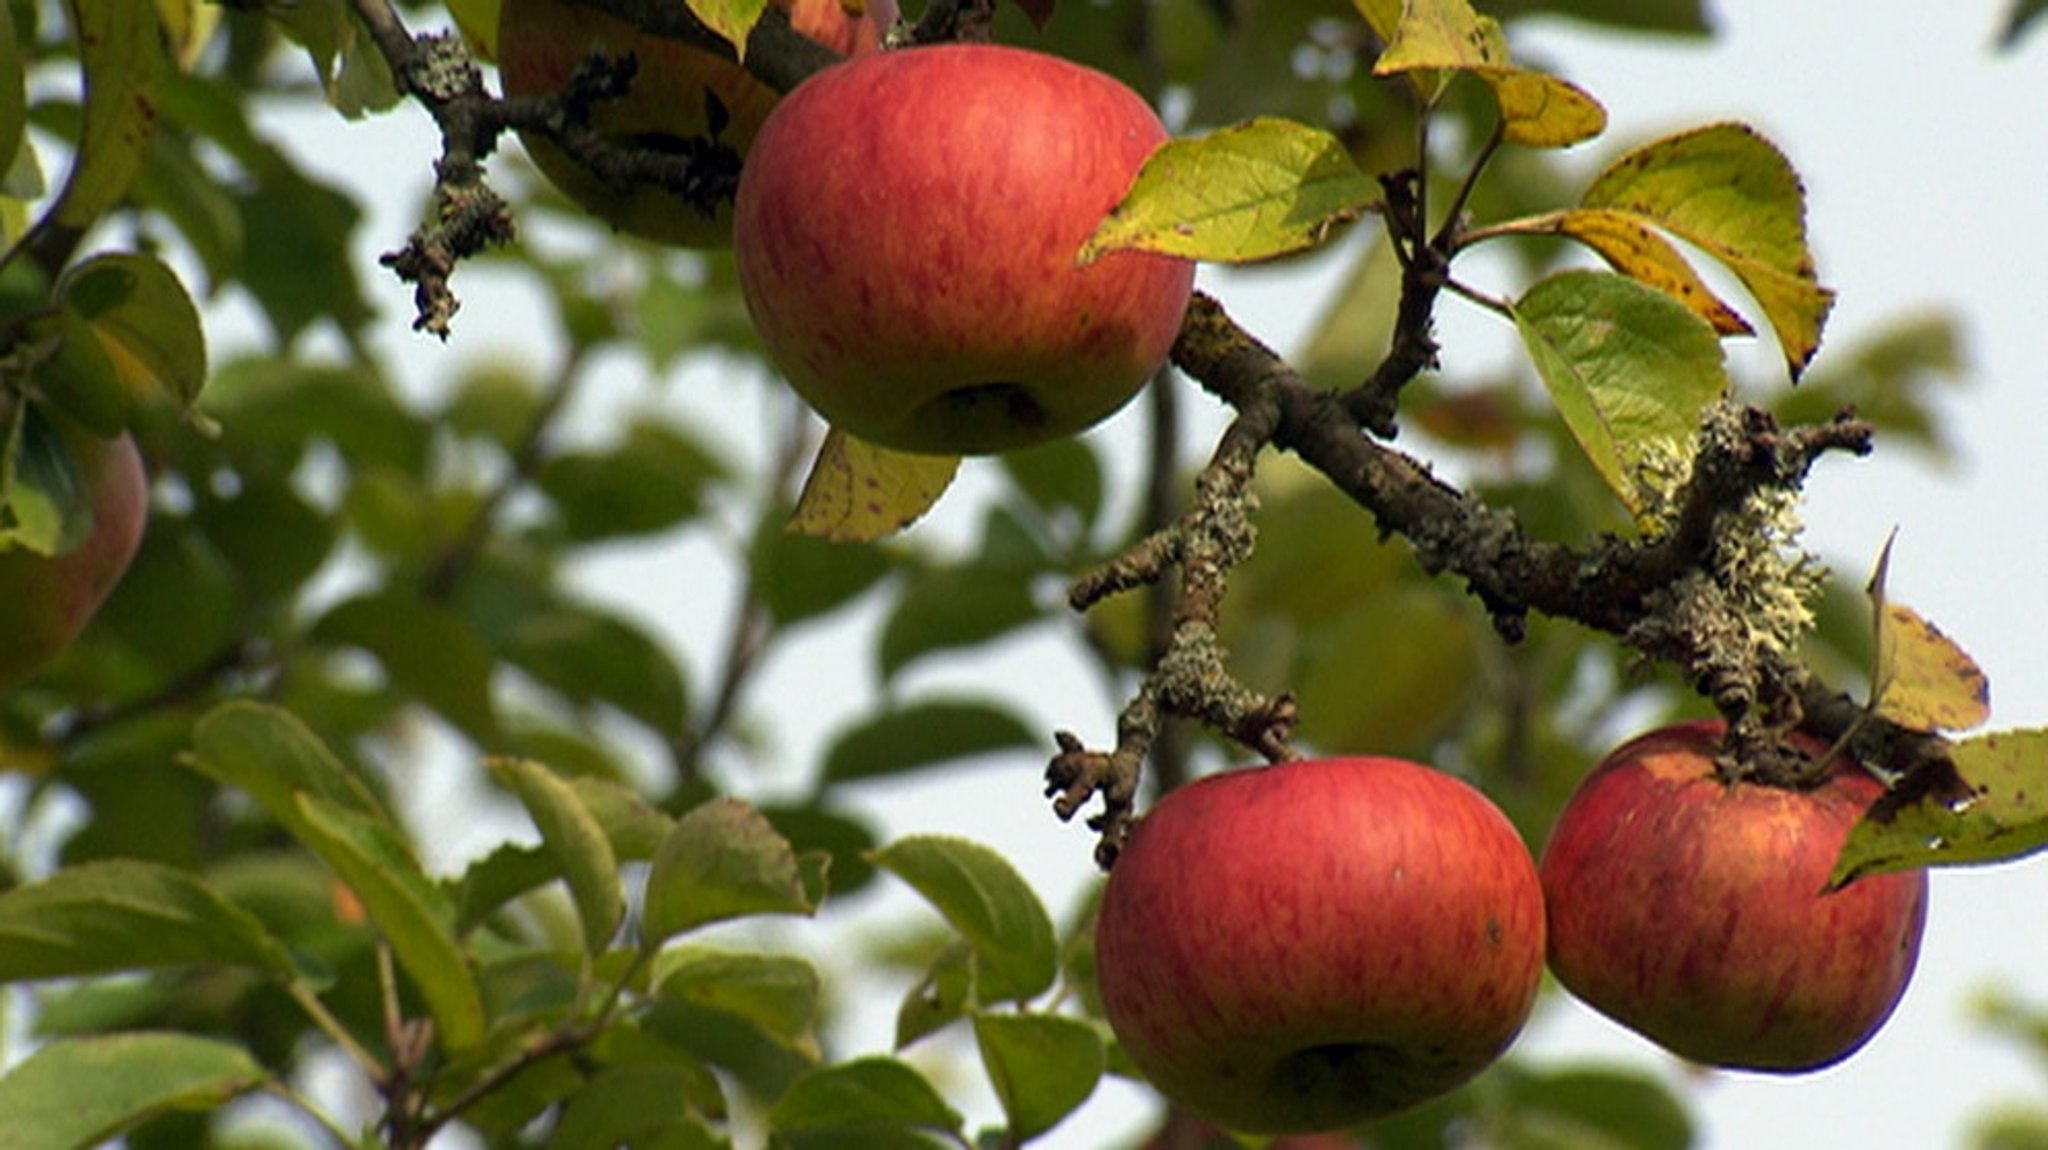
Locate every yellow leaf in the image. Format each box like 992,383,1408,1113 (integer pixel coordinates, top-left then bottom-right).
1349,0,1402,43
788,428,958,542
1581,123,1834,377
1866,536,1990,732
1874,602,1990,732
1543,209,1752,335
1369,0,1605,148
1480,67,1607,149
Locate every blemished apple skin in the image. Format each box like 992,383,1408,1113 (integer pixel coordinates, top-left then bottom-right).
732,43,1197,456
0,420,148,688
1540,719,1929,1072
497,0,896,247
1094,757,1546,1135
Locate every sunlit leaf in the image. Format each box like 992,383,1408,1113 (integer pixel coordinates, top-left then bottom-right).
1511,270,1728,512
972,1012,1105,1141
1081,118,1373,264
870,836,1058,1005
642,798,819,947
790,428,958,542
0,860,296,982
1832,728,2048,886
686,0,770,56
1371,0,1606,146
488,758,625,953
0,1033,266,1150
1581,122,1834,376
1866,536,1991,733
1510,208,1752,335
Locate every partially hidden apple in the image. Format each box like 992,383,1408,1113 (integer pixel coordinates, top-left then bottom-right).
732,43,1196,455
497,0,895,246
1094,757,1546,1135
1540,719,1928,1072
0,405,149,687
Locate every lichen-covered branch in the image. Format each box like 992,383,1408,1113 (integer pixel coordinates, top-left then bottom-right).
1050,393,1301,864
1169,289,1964,801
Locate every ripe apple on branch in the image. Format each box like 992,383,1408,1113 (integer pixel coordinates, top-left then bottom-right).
328,0,2048,1141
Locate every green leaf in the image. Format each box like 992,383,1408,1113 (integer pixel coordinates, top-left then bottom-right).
1832,729,2048,886
2000,0,2048,48
870,836,1058,1005
1292,584,1485,760
820,699,1039,788
972,1012,1105,1142
184,704,487,1050
999,436,1105,531
768,1056,964,1140
1512,269,1728,514
642,798,819,947
1496,1062,1695,1150
44,0,167,232
312,588,503,742
498,602,690,734
895,941,973,1050
751,501,896,626
200,357,427,474
291,792,488,1049
182,701,387,822
22,307,128,439
488,758,625,953
537,419,727,543
686,0,770,56
0,859,296,983
56,252,208,416
0,9,22,181
790,428,958,543
548,1065,726,1150
1080,117,1373,265
1580,122,1835,376
1,402,98,557
0,1032,267,1150
878,567,1041,682
653,945,823,1056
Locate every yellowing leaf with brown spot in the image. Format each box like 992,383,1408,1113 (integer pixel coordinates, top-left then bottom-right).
1581,123,1834,377
1874,602,1990,732
789,428,958,542
1535,208,1752,335
1866,534,1990,733
1370,0,1606,148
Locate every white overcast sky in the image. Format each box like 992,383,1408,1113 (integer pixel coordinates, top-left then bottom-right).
208,1,2048,1146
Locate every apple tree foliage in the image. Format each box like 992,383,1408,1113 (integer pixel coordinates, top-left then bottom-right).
1,0,2046,1148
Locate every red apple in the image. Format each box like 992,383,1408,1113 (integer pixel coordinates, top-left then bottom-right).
1540,719,1928,1072
497,0,895,247
732,44,1196,455
0,405,149,687
1094,757,1545,1135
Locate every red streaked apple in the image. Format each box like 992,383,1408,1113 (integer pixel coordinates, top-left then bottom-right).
732,43,1196,455
0,405,149,688
1094,757,1545,1135
497,0,895,247
1540,719,1928,1072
